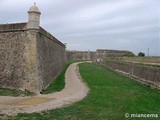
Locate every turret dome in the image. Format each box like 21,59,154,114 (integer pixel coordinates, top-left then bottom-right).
28,3,41,14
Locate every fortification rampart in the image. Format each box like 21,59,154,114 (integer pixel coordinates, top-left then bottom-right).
99,60,160,89
66,49,132,61
67,50,92,60
93,49,133,62
0,23,27,32
0,26,29,89
0,23,66,94
107,57,160,64
0,4,67,94
37,28,66,90
39,27,65,46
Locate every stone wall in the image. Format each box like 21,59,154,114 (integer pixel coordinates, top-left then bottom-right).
100,60,160,88
66,49,132,61
96,49,133,57
107,57,160,64
93,49,133,63
0,23,27,32
0,23,66,93
67,50,92,60
37,28,66,90
0,30,29,89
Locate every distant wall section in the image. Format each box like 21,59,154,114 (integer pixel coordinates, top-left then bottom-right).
93,49,133,63
66,49,133,61
67,50,92,60
108,57,160,64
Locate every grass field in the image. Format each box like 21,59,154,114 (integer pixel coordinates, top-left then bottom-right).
9,63,160,120
0,88,35,97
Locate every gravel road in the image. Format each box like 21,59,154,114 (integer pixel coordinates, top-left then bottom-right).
0,62,89,116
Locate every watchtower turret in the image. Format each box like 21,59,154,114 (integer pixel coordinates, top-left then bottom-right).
27,3,41,29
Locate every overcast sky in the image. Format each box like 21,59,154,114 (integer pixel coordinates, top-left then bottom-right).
0,0,159,56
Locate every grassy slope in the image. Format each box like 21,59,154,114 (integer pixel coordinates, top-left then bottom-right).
0,88,34,97
9,63,160,120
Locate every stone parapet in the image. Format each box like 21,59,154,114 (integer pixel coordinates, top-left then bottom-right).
0,23,27,32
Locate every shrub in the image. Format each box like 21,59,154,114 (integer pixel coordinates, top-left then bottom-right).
138,52,145,57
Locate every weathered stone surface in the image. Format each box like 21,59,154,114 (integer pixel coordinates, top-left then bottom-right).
67,50,91,60
106,57,160,64
0,23,27,32
0,4,66,94
37,28,66,90
0,23,66,94
0,29,29,89
92,49,133,62
67,49,132,61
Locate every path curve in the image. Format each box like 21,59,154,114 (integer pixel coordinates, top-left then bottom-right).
0,62,89,115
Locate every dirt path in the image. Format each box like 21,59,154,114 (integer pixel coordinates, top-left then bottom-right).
0,62,89,116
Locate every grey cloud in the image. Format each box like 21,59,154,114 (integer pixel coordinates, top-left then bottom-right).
0,0,159,56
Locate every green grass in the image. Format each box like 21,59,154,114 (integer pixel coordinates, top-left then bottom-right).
41,60,87,94
41,63,69,94
8,63,160,120
0,87,35,97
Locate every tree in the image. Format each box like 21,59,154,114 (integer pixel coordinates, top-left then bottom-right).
138,52,145,57
126,52,135,57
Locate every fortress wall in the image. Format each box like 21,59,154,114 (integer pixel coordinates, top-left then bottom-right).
0,28,40,93
93,49,133,62
0,24,66,93
66,49,132,61
90,51,97,61
67,51,91,60
0,29,29,89
0,23,27,32
0,5,67,93
37,28,66,90
100,60,160,88
107,57,160,64
96,49,132,57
